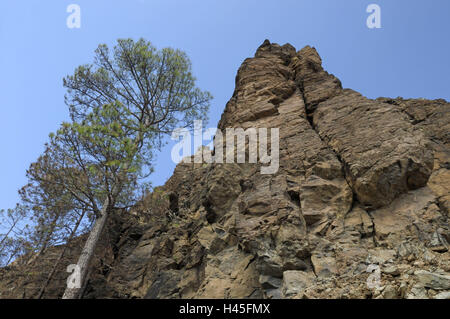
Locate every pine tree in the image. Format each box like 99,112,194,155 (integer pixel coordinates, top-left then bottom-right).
45,38,211,298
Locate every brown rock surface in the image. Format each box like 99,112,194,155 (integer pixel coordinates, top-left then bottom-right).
313,89,434,208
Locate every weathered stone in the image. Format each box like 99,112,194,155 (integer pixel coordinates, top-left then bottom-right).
291,45,342,113
311,255,338,278
371,187,445,245
434,291,450,299
282,271,316,297
383,265,400,276
259,275,282,289
313,89,434,208
367,249,397,265
407,284,429,299
414,270,450,290
344,206,373,237
382,285,399,299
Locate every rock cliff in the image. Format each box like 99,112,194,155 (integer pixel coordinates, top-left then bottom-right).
1,40,449,299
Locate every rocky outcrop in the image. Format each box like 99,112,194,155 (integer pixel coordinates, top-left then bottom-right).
313,90,434,208
1,40,449,299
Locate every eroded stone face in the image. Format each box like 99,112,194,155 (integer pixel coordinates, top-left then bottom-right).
313,89,434,208
1,40,448,300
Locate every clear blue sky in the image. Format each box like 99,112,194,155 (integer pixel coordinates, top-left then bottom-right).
1,0,449,211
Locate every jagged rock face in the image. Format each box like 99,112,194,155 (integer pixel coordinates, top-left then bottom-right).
313,89,434,208
1,41,449,299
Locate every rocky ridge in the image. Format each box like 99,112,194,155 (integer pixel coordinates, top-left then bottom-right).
0,40,449,299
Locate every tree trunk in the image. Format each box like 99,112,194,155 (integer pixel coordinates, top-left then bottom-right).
62,198,110,299
5,246,21,266
37,210,86,299
37,214,60,257
78,267,93,299
26,214,61,266
0,219,19,248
